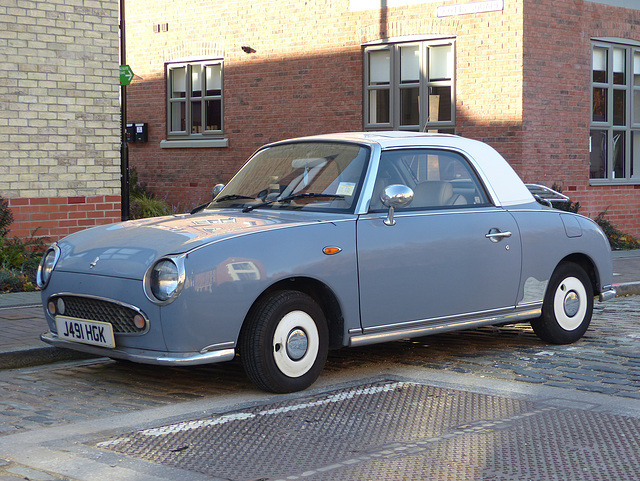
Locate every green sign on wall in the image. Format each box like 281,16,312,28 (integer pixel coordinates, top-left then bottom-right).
120,65,134,86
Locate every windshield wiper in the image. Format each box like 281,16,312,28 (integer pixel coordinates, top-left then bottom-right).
215,194,255,203
280,192,345,202
242,192,344,213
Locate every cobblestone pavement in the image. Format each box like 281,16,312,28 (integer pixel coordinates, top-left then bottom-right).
0,296,638,441
0,296,639,480
337,296,640,396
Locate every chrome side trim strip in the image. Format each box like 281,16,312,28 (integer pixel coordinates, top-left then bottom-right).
200,341,235,354
349,307,542,347
361,305,521,334
40,332,236,366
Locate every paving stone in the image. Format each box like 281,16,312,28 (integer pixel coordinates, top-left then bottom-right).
7,467,57,480
1,296,640,438
615,391,640,400
574,385,619,395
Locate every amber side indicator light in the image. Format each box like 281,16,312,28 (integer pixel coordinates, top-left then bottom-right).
133,314,146,329
322,246,342,255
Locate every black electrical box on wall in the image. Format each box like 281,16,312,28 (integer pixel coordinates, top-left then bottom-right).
126,123,148,142
125,123,135,142
134,123,148,142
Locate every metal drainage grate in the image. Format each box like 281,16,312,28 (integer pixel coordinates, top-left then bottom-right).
96,381,640,480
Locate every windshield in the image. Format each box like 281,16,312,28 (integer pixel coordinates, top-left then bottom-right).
207,141,370,213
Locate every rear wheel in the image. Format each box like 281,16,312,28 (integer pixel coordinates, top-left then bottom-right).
531,262,593,344
240,290,328,393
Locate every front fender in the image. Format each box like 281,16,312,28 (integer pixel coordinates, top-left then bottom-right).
159,220,359,352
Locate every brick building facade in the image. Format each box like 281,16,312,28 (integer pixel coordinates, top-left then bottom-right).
0,0,122,241
122,0,640,237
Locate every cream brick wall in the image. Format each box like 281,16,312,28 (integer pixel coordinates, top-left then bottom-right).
0,0,121,200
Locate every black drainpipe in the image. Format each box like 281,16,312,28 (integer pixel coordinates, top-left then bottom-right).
120,0,129,220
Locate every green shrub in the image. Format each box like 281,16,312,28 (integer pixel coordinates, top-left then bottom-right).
130,190,172,219
550,184,580,213
128,168,172,219
594,210,640,250
0,197,12,238
0,199,44,292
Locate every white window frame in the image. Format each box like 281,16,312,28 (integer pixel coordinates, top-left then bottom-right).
163,59,226,148
590,39,640,184
363,38,456,133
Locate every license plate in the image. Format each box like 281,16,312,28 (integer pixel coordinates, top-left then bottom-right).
55,317,115,348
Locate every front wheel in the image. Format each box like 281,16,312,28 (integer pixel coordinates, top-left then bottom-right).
240,290,329,393
531,262,594,344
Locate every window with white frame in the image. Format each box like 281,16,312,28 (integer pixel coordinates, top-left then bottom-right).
364,40,455,133
167,60,223,139
590,41,640,182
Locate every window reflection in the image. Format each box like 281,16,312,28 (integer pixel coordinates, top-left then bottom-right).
592,87,607,122
614,89,626,126
593,48,607,83
400,87,419,126
613,131,625,179
614,48,626,85
590,130,607,179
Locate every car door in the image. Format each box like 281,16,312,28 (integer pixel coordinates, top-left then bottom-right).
356,148,522,330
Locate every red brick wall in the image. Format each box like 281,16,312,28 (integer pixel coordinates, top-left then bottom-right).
125,0,640,237
7,196,121,242
125,0,526,210
127,50,363,211
455,0,525,171
522,0,640,236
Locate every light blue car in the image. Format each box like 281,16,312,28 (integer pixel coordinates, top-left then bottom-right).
37,132,616,393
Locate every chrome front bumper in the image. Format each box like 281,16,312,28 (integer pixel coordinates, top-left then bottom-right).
40,331,236,366
599,287,617,302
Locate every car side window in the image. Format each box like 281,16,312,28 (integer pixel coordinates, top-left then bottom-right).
369,149,490,211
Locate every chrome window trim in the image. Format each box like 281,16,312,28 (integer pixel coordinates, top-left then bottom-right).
365,144,501,209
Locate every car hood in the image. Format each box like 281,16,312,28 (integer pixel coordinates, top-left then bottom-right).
54,210,333,279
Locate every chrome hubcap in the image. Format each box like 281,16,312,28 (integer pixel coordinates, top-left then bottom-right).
273,310,319,378
286,328,308,360
563,290,580,317
553,276,588,331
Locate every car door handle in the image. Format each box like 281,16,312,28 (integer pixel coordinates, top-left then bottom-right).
485,228,512,242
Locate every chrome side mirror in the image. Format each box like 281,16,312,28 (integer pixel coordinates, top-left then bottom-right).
190,183,226,215
381,184,413,226
212,183,225,200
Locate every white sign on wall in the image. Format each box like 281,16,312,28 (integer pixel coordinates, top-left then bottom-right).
437,0,504,17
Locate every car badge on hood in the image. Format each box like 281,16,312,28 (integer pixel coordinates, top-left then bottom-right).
89,257,100,269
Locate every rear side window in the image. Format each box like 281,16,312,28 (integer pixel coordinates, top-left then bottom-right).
369,149,490,211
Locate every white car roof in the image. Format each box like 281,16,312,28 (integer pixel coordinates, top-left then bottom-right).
295,131,535,207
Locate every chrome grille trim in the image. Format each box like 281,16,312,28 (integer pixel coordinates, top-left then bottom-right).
49,294,149,335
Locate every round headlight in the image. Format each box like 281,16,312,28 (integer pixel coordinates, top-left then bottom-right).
37,246,60,289
150,259,181,302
